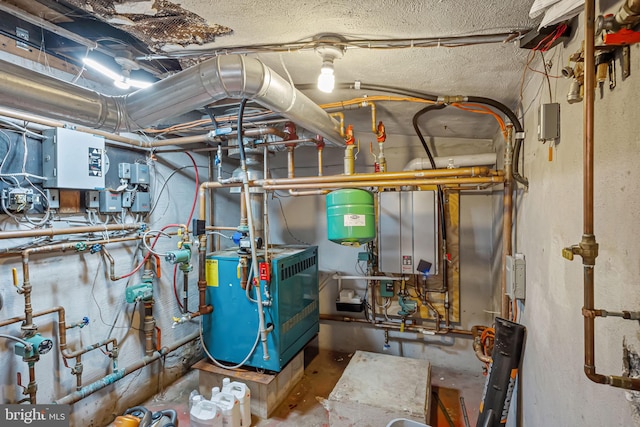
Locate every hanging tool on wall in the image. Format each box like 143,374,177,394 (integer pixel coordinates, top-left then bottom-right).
596,0,640,81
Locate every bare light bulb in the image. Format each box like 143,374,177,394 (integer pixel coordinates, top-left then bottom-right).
317,64,335,93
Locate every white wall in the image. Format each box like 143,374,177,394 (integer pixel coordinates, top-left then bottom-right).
506,7,640,426
0,151,213,426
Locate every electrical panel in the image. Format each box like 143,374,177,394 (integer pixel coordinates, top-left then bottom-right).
131,192,150,213
378,191,438,275
130,164,149,184
42,128,106,189
506,253,526,300
99,191,121,213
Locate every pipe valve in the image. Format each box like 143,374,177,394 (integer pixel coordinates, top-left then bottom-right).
172,313,192,328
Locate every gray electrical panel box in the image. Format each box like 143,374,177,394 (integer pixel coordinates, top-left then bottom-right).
506,253,526,300
538,102,560,141
378,191,438,275
131,192,151,213
130,164,149,184
42,127,105,189
99,191,121,213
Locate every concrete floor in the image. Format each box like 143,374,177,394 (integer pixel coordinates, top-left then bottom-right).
138,349,485,427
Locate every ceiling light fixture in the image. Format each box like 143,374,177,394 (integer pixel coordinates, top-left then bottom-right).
83,57,152,90
314,36,344,94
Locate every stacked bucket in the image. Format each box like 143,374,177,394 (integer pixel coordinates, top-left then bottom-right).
190,378,251,427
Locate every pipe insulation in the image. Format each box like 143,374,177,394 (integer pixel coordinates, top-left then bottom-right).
0,55,343,145
403,153,497,171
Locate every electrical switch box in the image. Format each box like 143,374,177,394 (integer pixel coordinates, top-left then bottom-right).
130,163,149,184
85,190,100,209
378,191,438,275
45,189,60,209
42,127,105,189
122,191,133,208
506,253,526,300
131,192,151,213
379,280,395,298
99,191,121,213
538,103,560,141
118,163,131,179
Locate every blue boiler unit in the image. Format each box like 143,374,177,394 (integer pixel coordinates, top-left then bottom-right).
203,246,319,372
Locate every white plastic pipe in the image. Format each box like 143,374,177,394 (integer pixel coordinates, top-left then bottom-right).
403,152,497,171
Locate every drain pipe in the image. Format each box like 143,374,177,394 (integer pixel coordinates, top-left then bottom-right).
563,0,640,391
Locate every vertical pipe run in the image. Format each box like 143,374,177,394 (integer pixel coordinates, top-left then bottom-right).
582,0,605,386
501,126,514,318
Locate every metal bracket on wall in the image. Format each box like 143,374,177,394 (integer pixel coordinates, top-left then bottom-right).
622,45,631,79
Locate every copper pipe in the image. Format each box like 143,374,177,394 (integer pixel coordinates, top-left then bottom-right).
195,181,242,318
206,226,237,231
287,146,295,178
501,125,514,318
262,176,503,190
329,112,345,137
472,326,492,364
579,0,640,391
320,314,473,336
199,182,242,221
143,302,155,357
74,357,82,390
27,362,37,404
318,146,324,176
0,223,141,240
288,189,330,196
258,167,495,186
240,190,248,227
369,102,377,133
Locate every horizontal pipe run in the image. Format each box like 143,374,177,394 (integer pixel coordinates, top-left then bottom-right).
333,274,410,281
320,314,473,336
262,176,503,190
0,108,146,147
54,331,199,405
0,223,141,240
198,182,243,220
258,166,495,186
151,127,289,147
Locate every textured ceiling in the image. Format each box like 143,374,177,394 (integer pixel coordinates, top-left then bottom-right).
2,0,542,140
162,0,540,138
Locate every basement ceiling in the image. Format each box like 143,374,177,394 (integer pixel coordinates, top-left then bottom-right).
0,0,544,139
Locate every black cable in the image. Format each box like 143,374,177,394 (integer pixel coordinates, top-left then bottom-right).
411,104,448,293
412,104,446,169
329,82,528,188
465,95,527,187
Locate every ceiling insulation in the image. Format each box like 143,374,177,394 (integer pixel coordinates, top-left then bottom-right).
63,0,232,51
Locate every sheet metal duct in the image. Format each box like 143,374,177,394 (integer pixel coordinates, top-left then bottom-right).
0,55,344,145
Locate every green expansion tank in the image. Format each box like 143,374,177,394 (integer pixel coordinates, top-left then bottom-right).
326,189,375,246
